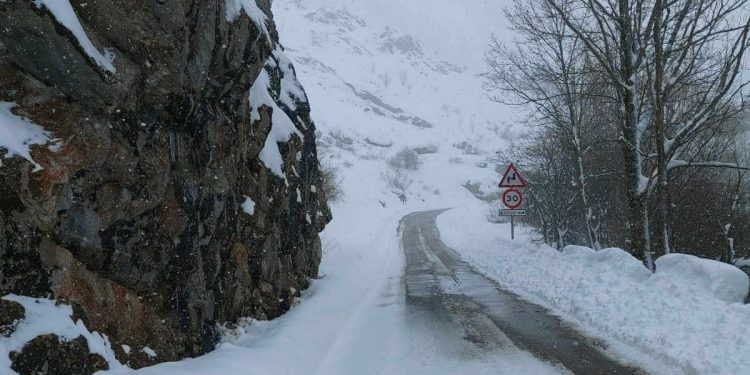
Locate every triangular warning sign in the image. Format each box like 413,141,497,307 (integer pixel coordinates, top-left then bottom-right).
499,163,527,188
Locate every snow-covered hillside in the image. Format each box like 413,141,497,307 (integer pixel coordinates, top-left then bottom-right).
275,0,518,176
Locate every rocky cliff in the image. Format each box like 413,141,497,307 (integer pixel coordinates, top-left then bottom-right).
0,0,330,371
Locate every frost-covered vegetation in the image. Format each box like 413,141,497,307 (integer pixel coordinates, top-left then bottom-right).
319,162,345,204
387,147,420,171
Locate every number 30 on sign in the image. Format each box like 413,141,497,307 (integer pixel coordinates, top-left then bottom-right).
502,188,523,209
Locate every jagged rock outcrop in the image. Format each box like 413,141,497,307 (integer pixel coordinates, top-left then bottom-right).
10,335,109,375
0,0,330,370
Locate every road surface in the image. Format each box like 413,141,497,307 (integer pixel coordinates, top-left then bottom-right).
401,210,646,375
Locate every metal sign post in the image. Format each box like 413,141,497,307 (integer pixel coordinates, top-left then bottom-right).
498,163,528,240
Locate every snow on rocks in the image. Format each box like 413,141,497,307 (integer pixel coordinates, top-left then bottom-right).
251,68,300,179
141,346,157,359
274,48,309,110
0,295,126,374
241,196,256,216
225,0,270,44
33,0,116,73
0,102,60,172
437,205,750,375
250,47,305,180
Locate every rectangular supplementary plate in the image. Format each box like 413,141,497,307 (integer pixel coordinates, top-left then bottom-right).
498,209,526,216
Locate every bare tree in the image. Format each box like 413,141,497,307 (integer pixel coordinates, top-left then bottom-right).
486,0,605,249
644,0,750,256
538,0,750,268
503,134,580,249
529,0,656,265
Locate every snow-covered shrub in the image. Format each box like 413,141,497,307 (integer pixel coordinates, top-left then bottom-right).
320,162,344,204
384,170,412,194
387,147,420,171
453,141,479,155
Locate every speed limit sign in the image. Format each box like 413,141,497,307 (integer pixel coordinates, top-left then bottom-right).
502,188,523,209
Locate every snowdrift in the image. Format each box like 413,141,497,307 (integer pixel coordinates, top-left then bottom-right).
655,253,749,304
437,206,750,375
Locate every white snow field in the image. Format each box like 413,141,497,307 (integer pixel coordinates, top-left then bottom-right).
437,206,750,375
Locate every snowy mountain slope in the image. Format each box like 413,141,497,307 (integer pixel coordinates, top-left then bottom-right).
274,0,520,164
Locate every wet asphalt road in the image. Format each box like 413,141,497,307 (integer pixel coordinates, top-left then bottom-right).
401,210,647,375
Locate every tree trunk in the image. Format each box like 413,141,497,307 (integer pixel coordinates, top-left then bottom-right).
573,127,600,250
652,0,671,258
618,0,649,263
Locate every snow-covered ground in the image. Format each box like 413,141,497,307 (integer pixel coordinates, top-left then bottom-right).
437,206,750,375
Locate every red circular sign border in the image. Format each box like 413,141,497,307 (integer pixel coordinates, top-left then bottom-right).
502,188,523,209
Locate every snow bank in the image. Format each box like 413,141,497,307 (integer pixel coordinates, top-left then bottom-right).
0,102,60,172
437,206,750,375
34,0,116,73
0,295,126,374
561,245,596,258
655,253,749,304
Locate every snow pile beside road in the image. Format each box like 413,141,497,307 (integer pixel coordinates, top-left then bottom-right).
437,205,750,375
655,253,749,304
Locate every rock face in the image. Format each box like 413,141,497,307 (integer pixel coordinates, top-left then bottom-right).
0,0,330,369
0,299,24,336
10,335,109,375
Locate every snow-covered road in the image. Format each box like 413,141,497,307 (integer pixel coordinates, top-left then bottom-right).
117,207,566,375
118,209,645,375
402,210,643,375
